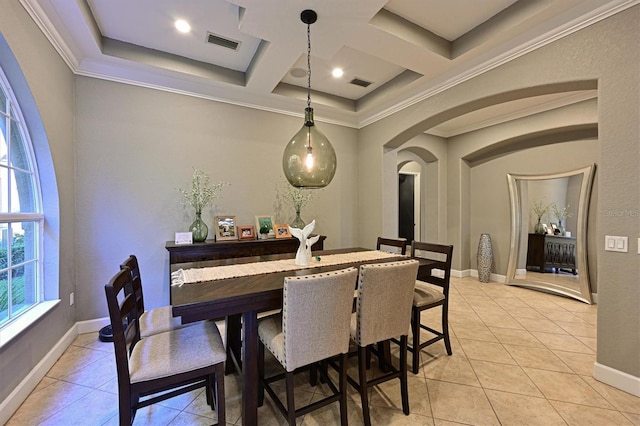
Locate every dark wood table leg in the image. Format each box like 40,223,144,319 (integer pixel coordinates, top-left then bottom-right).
226,314,242,374
242,310,259,425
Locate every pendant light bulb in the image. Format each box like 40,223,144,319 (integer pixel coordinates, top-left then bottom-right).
305,146,314,170
282,9,337,188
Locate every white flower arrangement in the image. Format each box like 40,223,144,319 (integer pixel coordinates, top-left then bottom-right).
178,168,228,213
551,203,572,222
278,181,316,212
531,199,550,219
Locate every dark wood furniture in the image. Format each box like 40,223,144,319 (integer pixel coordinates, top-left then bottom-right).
166,235,326,264
165,235,327,265
170,248,405,426
526,233,576,274
106,267,226,425
376,236,408,254
408,242,454,374
166,236,325,302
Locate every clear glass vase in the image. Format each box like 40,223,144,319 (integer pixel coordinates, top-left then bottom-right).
290,210,305,229
534,217,545,234
189,211,208,242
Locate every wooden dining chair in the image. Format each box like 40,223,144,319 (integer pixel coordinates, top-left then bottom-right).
408,241,454,374
348,259,418,426
105,267,226,425
120,255,187,338
257,267,358,426
376,236,408,255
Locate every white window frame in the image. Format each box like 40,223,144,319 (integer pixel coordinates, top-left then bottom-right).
0,63,50,347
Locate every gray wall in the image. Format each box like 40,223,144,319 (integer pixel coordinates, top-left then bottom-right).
0,0,76,403
358,7,639,378
74,77,360,320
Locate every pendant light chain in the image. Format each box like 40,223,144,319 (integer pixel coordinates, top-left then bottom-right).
306,21,312,110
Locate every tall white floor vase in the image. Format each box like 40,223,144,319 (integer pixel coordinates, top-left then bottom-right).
477,233,493,283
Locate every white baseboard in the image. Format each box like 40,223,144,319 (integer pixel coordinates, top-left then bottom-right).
77,316,110,334
0,324,78,425
493,273,507,283
466,269,506,283
452,269,470,278
0,316,110,424
593,362,640,397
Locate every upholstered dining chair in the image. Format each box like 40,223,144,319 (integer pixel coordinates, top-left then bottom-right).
408,241,454,374
366,237,408,369
257,267,358,426
120,255,187,338
376,236,408,255
105,267,226,425
348,259,419,426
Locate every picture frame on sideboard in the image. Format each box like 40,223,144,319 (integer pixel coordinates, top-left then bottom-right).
274,224,291,239
238,225,256,240
214,215,238,241
255,215,275,239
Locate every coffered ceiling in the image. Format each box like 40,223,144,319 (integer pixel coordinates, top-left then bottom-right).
21,0,631,131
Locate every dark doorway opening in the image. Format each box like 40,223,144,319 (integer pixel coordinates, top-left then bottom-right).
399,173,415,243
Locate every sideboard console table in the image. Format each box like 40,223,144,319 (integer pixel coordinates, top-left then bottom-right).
526,233,576,274
166,235,326,265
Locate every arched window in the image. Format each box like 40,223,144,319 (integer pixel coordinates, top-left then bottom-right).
0,66,44,328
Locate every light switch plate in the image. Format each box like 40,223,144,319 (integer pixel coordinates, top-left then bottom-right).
605,236,628,252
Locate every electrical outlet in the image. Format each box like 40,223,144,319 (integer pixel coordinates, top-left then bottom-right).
70,292,74,306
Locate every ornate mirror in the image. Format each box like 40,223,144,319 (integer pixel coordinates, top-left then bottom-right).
505,164,596,304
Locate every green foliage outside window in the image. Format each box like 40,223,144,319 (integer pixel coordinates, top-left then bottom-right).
0,233,26,320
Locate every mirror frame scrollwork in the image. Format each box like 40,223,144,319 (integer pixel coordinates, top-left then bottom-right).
505,164,596,304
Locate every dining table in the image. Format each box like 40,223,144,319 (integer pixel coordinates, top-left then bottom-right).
170,247,410,425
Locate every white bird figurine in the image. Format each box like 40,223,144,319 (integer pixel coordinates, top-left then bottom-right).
289,220,316,266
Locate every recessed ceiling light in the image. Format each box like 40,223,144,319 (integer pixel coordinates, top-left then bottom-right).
332,68,344,78
175,19,191,33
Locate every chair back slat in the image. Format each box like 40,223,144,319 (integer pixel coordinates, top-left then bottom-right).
411,241,454,292
120,255,145,318
376,237,408,255
105,267,142,387
354,260,418,347
282,267,358,371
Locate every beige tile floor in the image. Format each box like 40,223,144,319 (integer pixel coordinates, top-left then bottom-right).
8,277,640,425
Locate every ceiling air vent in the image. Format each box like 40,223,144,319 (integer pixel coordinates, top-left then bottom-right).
206,32,241,51
350,77,372,88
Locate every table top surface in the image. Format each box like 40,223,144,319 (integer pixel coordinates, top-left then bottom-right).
171,248,409,314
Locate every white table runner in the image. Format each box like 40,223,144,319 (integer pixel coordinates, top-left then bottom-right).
171,250,403,286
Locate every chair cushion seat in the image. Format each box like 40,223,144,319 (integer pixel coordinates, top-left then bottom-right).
413,280,445,308
139,306,184,338
129,320,226,383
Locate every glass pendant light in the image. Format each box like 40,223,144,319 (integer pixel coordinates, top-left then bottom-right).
282,10,337,188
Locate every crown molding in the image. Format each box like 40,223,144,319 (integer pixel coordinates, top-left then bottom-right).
358,0,640,128
20,0,80,71
19,0,639,131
